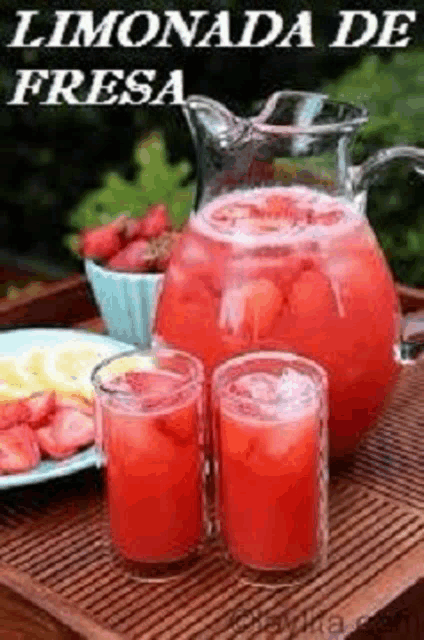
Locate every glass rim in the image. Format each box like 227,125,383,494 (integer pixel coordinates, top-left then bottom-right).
91,347,204,397
212,350,328,402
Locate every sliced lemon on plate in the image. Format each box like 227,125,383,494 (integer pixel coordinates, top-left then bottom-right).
0,357,32,400
14,346,52,392
0,383,29,401
0,356,27,388
43,340,117,398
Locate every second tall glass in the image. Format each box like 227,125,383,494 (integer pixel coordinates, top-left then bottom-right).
212,351,328,587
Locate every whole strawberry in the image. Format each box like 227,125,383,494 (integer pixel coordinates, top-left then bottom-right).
80,204,178,273
107,239,152,272
132,204,172,239
79,215,126,262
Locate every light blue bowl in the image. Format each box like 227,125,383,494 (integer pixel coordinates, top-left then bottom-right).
85,259,164,348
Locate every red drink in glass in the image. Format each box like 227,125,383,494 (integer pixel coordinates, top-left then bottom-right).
93,350,205,580
213,351,328,586
155,186,400,456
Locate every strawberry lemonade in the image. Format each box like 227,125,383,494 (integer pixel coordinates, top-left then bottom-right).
92,349,205,580
213,352,328,585
155,186,401,456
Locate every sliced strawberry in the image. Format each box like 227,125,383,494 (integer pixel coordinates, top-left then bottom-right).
221,278,283,340
58,393,94,416
290,269,336,318
107,238,152,272
0,425,41,474
53,408,95,450
27,390,56,429
37,407,94,459
124,371,192,416
125,371,180,395
134,204,172,239
244,278,283,338
79,215,126,262
264,192,300,222
155,403,196,445
0,400,31,431
124,216,149,242
125,371,153,392
36,427,77,460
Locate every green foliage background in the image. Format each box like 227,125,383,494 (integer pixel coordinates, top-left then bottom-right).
2,1,424,286
325,52,424,286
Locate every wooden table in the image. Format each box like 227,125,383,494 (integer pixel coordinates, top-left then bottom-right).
1,275,424,640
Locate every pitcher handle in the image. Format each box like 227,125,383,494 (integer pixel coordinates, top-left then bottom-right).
351,146,424,364
351,145,424,193
400,313,424,364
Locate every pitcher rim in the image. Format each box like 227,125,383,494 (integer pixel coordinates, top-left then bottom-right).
185,91,369,135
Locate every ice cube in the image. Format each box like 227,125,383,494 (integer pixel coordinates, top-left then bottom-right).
246,373,278,402
263,414,317,467
219,278,283,340
219,287,246,336
276,368,318,413
227,373,276,401
225,373,281,422
115,415,179,465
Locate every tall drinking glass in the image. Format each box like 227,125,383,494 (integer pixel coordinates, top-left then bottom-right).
212,351,328,587
92,348,206,581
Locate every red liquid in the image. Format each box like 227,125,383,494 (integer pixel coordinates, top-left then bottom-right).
216,374,321,570
102,370,203,563
155,186,401,456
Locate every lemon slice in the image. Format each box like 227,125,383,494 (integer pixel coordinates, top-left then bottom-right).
100,354,156,379
44,340,117,399
14,346,52,392
0,356,27,387
0,383,29,402
0,357,32,400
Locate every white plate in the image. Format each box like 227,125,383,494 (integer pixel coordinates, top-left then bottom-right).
0,327,133,489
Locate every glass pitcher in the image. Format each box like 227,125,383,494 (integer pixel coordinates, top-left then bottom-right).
154,91,424,457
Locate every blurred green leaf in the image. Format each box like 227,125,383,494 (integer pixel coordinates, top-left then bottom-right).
66,131,195,254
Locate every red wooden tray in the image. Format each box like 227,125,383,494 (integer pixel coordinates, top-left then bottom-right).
0,275,424,640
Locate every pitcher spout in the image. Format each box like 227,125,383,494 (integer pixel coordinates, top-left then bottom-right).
183,95,248,151
182,91,369,211
183,95,264,210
